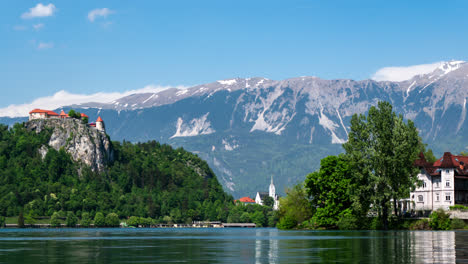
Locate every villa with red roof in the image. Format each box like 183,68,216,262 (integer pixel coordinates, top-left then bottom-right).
235,197,256,205
410,152,468,212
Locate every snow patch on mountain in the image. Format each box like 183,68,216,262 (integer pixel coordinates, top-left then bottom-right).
249,86,290,135
218,79,237,85
176,89,189,96
222,138,239,151
170,113,215,138
318,108,346,144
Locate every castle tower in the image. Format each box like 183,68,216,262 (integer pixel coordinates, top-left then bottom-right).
96,116,105,132
269,175,276,198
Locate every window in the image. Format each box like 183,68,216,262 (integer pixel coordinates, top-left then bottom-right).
436,193,440,201
446,193,451,201
446,169,450,174
446,180,450,187
422,181,427,188
418,195,424,202
435,181,440,188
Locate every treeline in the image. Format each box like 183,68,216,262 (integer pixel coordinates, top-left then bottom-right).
278,101,437,230
0,122,277,226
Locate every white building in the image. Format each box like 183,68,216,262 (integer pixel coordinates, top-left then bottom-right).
410,152,468,213
255,176,280,210
29,109,59,120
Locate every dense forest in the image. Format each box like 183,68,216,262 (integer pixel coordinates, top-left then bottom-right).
0,122,277,226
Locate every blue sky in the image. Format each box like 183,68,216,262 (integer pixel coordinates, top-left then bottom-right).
2,0,468,115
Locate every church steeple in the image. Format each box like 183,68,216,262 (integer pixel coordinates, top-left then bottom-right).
269,175,276,198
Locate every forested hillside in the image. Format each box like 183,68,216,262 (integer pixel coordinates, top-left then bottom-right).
0,122,233,223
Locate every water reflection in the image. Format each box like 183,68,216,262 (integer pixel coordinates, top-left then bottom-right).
412,231,455,263
0,228,466,263
255,229,278,264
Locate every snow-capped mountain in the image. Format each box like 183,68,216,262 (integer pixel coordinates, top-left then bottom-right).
4,60,468,197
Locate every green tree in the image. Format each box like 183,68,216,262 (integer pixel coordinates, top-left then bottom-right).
66,211,78,227
0,216,5,227
250,211,266,227
127,216,140,227
277,184,312,229
240,212,250,223
343,101,421,229
18,210,24,228
424,148,437,163
80,212,91,227
429,209,451,230
81,116,89,124
263,196,274,207
50,212,61,227
305,155,353,228
106,213,120,227
94,212,106,227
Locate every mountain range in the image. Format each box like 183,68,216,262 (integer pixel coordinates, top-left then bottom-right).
2,60,468,198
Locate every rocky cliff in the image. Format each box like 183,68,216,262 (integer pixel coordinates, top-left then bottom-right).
25,118,113,172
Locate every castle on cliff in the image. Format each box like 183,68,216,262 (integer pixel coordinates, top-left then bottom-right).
28,109,106,132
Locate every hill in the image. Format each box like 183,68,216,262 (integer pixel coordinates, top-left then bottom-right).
0,118,232,223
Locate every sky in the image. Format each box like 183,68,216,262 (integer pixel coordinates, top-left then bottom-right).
2,0,468,116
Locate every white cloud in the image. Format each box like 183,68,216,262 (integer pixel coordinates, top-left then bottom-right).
0,85,188,117
21,3,56,19
371,62,444,82
37,42,54,49
33,23,45,31
88,8,114,22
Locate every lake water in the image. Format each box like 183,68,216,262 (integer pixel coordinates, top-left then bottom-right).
0,228,467,263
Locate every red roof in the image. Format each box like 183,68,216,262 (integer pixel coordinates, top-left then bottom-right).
238,197,256,203
96,116,103,122
59,110,69,117
81,113,89,118
418,152,468,176
29,109,59,116
89,123,96,127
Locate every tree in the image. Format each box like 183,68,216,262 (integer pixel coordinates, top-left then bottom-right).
263,196,274,207
80,212,91,227
277,184,312,229
343,101,421,229
106,213,120,227
18,210,24,228
94,212,106,227
305,155,353,228
240,212,250,223
0,216,4,228
66,211,78,227
127,216,140,227
82,116,89,124
424,149,437,163
50,212,61,227
250,211,266,227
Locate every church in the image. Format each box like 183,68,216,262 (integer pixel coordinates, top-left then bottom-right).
255,176,280,210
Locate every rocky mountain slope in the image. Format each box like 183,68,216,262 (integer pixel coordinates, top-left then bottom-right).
3,61,468,197
25,118,113,172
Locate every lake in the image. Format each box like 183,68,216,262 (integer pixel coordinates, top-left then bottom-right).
0,228,467,263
